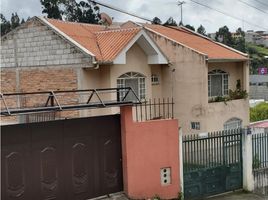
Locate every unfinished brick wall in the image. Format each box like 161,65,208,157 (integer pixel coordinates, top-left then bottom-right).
0,69,17,123
0,67,79,123
0,17,95,123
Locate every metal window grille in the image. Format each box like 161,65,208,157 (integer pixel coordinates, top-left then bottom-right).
117,72,146,101
224,118,242,130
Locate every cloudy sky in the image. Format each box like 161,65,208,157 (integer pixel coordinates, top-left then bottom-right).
1,0,268,33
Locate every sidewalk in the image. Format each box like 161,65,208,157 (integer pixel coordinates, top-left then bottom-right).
206,191,268,200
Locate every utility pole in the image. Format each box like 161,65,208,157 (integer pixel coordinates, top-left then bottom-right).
177,1,185,25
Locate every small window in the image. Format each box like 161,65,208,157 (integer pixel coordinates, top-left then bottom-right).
224,118,242,130
151,74,160,85
191,122,200,130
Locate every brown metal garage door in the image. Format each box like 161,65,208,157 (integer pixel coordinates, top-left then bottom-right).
1,114,123,200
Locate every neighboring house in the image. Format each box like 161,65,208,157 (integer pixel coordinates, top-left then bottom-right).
250,75,268,100
250,120,268,134
0,17,250,133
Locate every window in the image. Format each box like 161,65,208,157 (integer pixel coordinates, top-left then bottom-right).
117,72,146,101
151,74,160,85
208,69,229,97
191,122,200,130
224,118,242,130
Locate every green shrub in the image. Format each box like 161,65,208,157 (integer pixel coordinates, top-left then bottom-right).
250,102,268,122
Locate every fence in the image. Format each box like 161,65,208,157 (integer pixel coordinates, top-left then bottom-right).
183,129,242,171
134,98,174,122
182,129,243,199
252,132,268,196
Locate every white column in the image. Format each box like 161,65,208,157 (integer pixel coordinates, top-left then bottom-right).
242,128,254,191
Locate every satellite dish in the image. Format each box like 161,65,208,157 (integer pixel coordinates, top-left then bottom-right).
100,12,113,26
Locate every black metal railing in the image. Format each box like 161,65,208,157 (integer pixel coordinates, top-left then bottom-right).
134,98,174,122
0,87,141,116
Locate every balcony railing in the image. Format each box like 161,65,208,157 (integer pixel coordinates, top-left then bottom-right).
134,98,174,122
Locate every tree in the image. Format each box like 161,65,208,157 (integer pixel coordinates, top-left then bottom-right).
10,13,20,29
152,17,162,25
164,17,177,26
40,0,100,24
197,24,206,36
0,13,11,35
63,0,100,23
184,24,195,31
233,27,246,53
40,0,64,20
250,102,268,122
215,25,234,47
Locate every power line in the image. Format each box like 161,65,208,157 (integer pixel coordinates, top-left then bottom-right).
254,0,268,8
238,0,268,15
188,0,268,31
89,0,153,23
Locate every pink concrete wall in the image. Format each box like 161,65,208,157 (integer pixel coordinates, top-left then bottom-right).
120,106,180,199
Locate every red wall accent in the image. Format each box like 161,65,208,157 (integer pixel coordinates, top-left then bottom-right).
120,106,180,199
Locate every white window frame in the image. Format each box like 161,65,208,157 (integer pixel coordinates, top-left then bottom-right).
117,72,146,101
151,74,160,85
224,118,242,130
208,69,229,97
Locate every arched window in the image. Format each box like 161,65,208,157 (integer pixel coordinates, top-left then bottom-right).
224,118,242,130
208,69,228,97
117,72,146,101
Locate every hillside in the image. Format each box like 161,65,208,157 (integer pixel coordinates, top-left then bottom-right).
246,43,268,74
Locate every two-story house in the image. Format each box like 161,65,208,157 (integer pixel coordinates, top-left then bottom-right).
0,17,249,133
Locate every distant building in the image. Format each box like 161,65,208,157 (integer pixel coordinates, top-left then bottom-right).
245,30,268,47
209,30,268,47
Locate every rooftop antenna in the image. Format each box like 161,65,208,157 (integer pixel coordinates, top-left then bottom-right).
177,1,185,25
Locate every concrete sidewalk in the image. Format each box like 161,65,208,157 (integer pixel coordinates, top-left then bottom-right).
206,191,268,200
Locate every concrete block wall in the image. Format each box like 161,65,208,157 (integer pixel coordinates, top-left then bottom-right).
0,19,92,68
250,86,268,100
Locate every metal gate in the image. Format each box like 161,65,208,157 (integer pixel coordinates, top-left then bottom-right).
1,114,123,200
183,129,243,199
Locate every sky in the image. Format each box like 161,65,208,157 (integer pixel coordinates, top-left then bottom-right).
1,0,268,33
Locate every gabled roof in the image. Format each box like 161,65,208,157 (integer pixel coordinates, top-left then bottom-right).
29,17,248,63
43,17,167,64
144,24,248,61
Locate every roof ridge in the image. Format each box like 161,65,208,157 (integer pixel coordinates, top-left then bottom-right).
45,17,105,28
95,27,141,34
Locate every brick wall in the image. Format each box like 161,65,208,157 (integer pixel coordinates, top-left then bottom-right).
0,18,95,123
0,18,93,68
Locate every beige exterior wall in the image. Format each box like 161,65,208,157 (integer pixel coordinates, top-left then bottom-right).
148,31,250,133
208,62,244,91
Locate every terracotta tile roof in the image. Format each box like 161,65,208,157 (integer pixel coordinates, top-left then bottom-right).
145,24,248,60
45,18,140,62
44,18,247,62
96,28,141,62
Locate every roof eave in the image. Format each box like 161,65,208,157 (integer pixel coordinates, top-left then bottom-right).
208,58,249,63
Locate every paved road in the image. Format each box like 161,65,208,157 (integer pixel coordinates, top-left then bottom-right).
206,191,268,200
